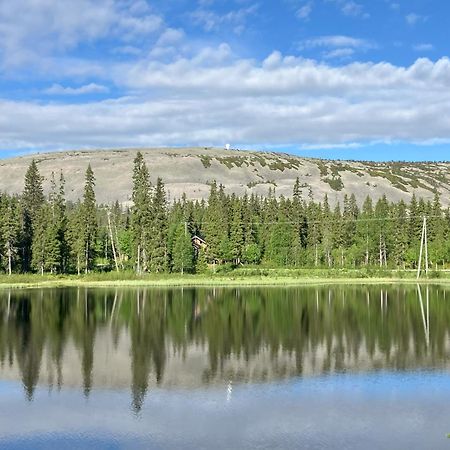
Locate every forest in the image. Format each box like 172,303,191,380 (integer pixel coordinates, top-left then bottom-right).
0,151,449,276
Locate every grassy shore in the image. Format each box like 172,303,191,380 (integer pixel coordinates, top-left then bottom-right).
0,268,449,289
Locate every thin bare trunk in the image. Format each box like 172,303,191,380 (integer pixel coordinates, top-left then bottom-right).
85,242,89,274
107,211,119,272
7,243,12,276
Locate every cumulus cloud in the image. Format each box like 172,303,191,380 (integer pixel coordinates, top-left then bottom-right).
2,52,450,152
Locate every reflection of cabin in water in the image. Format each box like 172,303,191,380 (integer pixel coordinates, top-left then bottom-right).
192,235,207,252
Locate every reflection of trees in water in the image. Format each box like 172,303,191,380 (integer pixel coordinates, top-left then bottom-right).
1,286,450,408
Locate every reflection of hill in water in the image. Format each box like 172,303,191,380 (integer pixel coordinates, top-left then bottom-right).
0,286,450,402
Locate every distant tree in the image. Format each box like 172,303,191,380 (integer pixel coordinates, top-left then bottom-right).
21,160,45,271
131,152,152,273
81,165,97,273
229,197,244,264
202,181,228,262
172,223,194,274
0,195,21,274
149,178,168,272
67,202,85,275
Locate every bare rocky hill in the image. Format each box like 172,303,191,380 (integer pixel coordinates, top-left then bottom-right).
0,147,449,205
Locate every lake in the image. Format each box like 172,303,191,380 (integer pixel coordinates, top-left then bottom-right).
0,285,449,449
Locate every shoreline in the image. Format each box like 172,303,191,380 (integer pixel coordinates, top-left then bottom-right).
0,274,449,289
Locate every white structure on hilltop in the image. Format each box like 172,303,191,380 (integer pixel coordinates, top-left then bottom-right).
225,143,230,150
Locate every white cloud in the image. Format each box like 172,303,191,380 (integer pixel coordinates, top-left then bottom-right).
323,48,355,59
2,52,450,151
156,28,185,47
297,2,313,20
190,4,258,34
406,13,426,26
298,35,375,59
44,83,109,95
326,0,368,18
0,0,162,69
413,43,434,52
341,1,363,16
299,35,373,50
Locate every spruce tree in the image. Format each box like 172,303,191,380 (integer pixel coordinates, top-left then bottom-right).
202,181,228,263
81,165,97,273
229,197,244,264
392,200,408,268
149,178,168,272
67,203,85,275
131,152,152,273
22,159,45,271
172,223,194,274
0,195,20,274
321,195,333,267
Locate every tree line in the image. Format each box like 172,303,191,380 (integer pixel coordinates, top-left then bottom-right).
0,151,449,275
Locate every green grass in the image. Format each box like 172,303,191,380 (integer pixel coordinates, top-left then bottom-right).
1,268,449,289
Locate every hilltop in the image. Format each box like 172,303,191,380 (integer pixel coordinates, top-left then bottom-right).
0,147,448,205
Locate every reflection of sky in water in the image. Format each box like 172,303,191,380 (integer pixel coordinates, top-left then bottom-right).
1,372,450,450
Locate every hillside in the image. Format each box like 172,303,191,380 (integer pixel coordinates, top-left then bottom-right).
0,147,448,205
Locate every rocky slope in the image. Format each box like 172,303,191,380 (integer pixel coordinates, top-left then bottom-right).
0,147,449,205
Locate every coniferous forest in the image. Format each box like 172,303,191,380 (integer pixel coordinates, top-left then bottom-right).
0,151,449,276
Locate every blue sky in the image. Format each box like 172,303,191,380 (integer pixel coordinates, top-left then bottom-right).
1,0,450,161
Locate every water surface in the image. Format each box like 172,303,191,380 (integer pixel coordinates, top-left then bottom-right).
0,285,449,449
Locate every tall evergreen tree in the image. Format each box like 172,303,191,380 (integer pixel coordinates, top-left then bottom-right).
131,152,152,273
202,181,228,263
149,178,168,272
0,195,20,274
81,165,97,273
21,160,45,271
229,196,244,264
172,223,194,274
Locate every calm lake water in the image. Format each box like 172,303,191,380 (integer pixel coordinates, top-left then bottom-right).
0,285,450,449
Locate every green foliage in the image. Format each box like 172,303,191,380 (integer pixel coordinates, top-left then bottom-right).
199,155,213,168
243,243,261,264
172,224,194,274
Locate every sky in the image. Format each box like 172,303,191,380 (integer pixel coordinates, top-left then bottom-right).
1,0,450,161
